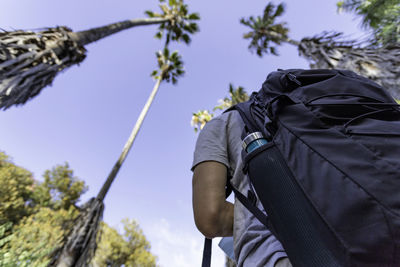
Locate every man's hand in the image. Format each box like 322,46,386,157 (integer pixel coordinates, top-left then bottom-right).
192,161,234,238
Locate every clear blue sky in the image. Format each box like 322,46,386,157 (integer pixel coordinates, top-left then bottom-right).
0,1,365,266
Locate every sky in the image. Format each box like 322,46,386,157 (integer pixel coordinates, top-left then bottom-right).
0,1,365,266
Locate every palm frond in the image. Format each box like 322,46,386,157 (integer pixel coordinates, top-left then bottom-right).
299,32,400,97
0,27,86,110
241,2,293,57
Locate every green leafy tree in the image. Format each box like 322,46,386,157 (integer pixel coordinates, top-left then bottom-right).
0,152,34,224
0,156,85,266
91,220,156,267
337,0,400,45
0,152,157,266
34,163,87,211
1,207,76,267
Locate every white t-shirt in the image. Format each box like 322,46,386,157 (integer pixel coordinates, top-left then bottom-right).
192,110,289,266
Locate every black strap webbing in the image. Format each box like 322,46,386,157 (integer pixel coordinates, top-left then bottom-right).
230,186,270,230
226,103,259,133
200,186,274,267
202,238,212,267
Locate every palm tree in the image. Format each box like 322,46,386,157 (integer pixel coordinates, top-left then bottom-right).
241,2,400,98
0,0,199,110
241,3,295,56
191,84,249,132
49,1,196,265
51,47,186,267
213,84,249,111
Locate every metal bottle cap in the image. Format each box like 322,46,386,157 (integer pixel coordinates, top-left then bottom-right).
242,132,264,150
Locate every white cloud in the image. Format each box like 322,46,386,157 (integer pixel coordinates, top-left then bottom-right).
147,218,226,267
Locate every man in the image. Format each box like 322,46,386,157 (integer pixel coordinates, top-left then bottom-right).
192,110,292,266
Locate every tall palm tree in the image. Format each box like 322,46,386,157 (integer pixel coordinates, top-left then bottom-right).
49,1,196,265
241,2,400,98
51,47,186,267
0,0,199,110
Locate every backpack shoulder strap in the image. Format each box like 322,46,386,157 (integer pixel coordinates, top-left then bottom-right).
200,186,275,267
225,101,259,134
201,238,212,267
230,186,273,232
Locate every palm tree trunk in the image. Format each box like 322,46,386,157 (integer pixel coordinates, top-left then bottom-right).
51,76,164,267
96,76,163,201
51,198,104,267
69,17,170,46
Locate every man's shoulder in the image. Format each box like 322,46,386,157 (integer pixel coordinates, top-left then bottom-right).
207,109,242,126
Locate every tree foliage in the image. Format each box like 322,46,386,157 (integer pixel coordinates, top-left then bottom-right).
337,0,400,45
0,153,34,224
0,154,84,265
146,0,200,45
241,3,290,56
1,207,76,267
151,48,185,84
214,84,249,110
91,220,157,267
191,84,249,132
0,151,156,266
35,163,87,211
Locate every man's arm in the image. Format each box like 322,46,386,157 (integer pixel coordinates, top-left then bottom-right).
192,161,234,238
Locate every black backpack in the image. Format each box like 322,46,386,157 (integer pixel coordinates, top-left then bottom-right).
202,69,400,267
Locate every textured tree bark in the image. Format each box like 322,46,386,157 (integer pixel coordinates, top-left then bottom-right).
51,198,104,267
50,67,165,267
69,17,170,46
